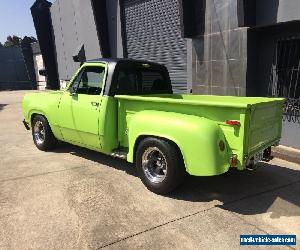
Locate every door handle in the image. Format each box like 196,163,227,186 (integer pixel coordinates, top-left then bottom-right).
91,102,99,107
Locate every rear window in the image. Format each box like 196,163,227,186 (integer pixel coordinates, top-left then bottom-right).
114,64,172,95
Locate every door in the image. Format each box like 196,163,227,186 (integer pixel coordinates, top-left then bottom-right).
58,64,106,149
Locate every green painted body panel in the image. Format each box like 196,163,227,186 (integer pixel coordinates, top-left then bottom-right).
22,62,285,177
22,90,65,140
116,94,284,174
125,110,229,175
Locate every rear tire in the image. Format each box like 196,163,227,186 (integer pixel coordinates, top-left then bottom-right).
32,115,57,151
136,137,185,194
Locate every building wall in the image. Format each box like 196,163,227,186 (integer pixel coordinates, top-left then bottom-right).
33,54,46,90
246,21,300,98
106,0,124,58
0,47,32,90
121,0,188,93
40,0,300,148
191,0,300,97
47,0,300,97
50,0,102,81
31,42,46,90
256,0,300,26
50,0,189,92
191,0,248,96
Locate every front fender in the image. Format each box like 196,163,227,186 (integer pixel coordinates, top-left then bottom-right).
22,91,63,139
127,111,230,176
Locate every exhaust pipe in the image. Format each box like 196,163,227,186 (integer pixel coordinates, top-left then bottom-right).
246,157,261,171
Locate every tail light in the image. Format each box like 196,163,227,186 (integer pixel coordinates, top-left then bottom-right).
225,120,240,126
230,154,238,167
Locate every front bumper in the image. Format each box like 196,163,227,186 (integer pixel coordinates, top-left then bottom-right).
23,119,30,130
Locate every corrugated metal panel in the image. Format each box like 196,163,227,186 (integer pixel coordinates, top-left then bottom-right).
122,0,187,93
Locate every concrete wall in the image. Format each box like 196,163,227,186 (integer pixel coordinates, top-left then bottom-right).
33,54,46,90
31,42,46,90
191,0,248,96
50,0,102,81
256,0,300,26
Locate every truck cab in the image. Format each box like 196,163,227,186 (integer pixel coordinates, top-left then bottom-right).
56,59,172,151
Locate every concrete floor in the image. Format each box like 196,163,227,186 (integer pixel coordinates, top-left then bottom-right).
0,91,299,250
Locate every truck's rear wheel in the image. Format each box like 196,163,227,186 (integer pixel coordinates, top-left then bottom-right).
136,137,185,194
32,115,57,151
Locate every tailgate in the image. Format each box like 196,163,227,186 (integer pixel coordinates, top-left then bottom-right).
246,99,284,156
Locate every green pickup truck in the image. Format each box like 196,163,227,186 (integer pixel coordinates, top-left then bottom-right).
22,59,284,194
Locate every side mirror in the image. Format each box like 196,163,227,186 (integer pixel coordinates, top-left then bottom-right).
69,85,78,95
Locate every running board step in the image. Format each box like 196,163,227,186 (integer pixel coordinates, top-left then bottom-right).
110,148,128,160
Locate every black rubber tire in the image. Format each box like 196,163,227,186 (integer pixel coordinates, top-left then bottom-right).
32,115,57,151
136,137,185,194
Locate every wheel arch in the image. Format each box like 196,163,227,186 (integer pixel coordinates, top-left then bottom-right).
30,112,58,151
29,112,62,141
132,135,185,166
30,111,47,127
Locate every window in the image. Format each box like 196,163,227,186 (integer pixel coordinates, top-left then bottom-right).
269,38,300,123
115,65,171,95
141,71,166,92
269,38,300,99
115,70,138,95
71,66,105,95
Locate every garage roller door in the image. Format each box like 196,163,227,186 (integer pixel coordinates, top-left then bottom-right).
122,0,187,93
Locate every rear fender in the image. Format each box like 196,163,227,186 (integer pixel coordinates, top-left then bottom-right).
127,111,230,176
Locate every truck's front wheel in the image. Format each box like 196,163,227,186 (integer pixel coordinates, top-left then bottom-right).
32,115,57,151
136,137,185,194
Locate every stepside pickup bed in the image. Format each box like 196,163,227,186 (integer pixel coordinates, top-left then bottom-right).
22,59,284,194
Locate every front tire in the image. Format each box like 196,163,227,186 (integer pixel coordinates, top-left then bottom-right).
32,115,57,151
136,137,185,194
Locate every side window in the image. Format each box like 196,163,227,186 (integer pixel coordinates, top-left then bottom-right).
71,66,105,95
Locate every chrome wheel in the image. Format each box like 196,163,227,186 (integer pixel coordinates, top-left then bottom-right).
33,120,45,145
142,147,167,184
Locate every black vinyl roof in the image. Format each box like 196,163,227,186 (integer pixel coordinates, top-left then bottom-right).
87,58,170,96
86,58,163,67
